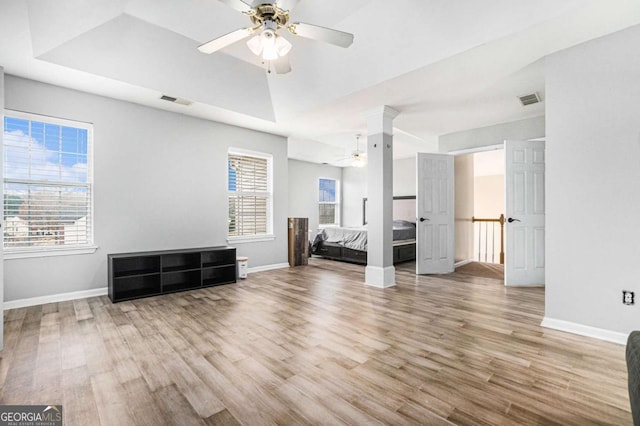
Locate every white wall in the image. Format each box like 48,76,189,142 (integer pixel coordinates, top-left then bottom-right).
342,166,367,226
439,116,545,153
288,159,342,233
455,155,474,262
393,157,416,196
342,157,418,227
4,76,288,302
546,23,640,335
474,175,504,218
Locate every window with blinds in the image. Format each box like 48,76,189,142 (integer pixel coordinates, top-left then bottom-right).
228,151,272,237
319,178,339,226
3,112,93,250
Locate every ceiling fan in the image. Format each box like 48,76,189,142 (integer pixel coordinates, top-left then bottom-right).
198,0,355,74
334,134,366,168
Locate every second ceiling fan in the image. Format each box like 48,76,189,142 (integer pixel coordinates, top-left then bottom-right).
198,0,355,74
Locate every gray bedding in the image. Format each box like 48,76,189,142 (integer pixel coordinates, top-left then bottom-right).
392,220,416,241
312,220,416,252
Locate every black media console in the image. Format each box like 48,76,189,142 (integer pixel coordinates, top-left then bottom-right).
108,246,236,302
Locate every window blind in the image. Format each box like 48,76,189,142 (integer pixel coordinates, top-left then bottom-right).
228,153,271,237
3,114,93,249
319,204,336,225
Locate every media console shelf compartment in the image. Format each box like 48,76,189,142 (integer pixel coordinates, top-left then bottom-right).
108,246,236,302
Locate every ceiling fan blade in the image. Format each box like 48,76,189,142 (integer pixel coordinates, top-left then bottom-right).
217,0,255,14
276,0,300,12
273,55,292,74
198,27,255,54
288,22,354,48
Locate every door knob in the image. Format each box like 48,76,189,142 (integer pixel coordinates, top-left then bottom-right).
419,217,429,222
507,217,520,223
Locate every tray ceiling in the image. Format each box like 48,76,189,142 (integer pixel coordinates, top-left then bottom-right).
1,0,639,163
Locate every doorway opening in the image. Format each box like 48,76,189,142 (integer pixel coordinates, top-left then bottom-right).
416,140,544,286
455,148,505,280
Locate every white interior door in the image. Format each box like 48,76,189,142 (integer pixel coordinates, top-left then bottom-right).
505,140,545,286
416,153,454,274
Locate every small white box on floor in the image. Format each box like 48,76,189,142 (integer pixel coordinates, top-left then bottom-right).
237,257,248,279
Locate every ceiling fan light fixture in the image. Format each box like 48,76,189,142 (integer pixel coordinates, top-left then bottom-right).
247,29,292,61
351,134,366,167
352,157,366,168
276,35,292,56
246,34,263,55
261,35,278,60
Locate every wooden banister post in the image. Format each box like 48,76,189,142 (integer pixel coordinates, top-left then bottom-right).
499,214,505,265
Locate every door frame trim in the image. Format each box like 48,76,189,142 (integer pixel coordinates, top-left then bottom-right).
446,143,504,156
446,139,546,157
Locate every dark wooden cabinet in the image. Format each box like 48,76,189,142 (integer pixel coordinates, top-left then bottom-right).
288,217,309,266
108,246,236,302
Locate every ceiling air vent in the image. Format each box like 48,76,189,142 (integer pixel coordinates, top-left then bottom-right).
518,92,541,106
160,94,192,106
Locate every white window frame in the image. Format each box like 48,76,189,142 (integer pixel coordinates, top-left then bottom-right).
3,110,97,259
227,148,274,243
318,177,340,228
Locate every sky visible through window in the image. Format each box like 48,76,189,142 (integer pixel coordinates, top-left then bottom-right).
228,162,237,191
319,178,335,202
4,117,88,184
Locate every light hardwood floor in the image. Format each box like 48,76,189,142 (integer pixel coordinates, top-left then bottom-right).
0,258,632,425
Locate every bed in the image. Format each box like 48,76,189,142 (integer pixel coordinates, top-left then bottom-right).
310,196,416,265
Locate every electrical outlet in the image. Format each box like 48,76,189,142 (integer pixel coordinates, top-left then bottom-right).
623,290,635,305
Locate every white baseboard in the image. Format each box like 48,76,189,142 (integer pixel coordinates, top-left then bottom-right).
5,287,108,310
247,262,290,274
454,259,473,268
4,263,290,309
365,265,396,288
541,317,629,345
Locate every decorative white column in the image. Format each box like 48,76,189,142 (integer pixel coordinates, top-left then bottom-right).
364,106,399,288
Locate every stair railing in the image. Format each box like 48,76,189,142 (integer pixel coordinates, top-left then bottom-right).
471,214,505,264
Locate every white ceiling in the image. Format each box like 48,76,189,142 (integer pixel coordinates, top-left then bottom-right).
1,0,639,166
